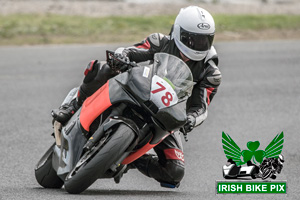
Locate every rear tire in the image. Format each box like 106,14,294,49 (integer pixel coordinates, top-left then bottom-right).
64,124,135,194
35,143,64,188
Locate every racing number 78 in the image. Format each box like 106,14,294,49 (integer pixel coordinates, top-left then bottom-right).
151,82,173,107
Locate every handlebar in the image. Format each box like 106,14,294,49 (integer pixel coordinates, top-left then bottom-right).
106,50,138,73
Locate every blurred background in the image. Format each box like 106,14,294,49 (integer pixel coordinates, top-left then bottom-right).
1,1,300,200
0,0,299,45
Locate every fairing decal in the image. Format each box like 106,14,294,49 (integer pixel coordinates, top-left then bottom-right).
122,132,171,164
80,81,112,131
121,141,156,165
150,75,178,109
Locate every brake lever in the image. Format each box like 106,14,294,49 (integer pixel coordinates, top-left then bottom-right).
106,50,115,68
183,132,188,142
180,128,188,142
106,50,137,72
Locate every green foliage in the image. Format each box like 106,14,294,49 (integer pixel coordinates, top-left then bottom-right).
0,14,299,45
214,14,300,31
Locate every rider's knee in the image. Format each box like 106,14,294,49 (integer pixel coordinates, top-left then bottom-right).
164,160,185,184
83,60,100,84
95,63,115,82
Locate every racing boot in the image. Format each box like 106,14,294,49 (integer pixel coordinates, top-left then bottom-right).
132,154,182,188
51,88,87,124
51,98,80,125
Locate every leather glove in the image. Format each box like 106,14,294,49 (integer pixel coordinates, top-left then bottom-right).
112,53,130,72
182,115,196,133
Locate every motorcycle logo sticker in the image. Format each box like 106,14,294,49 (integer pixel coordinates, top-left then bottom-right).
197,23,210,30
222,132,284,180
143,66,150,78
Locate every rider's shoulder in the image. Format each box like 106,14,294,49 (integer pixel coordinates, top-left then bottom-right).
147,33,168,47
202,46,221,86
205,46,219,66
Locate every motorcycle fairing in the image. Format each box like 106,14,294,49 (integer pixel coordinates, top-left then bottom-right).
121,142,157,165
116,64,187,131
154,100,187,131
80,81,111,132
80,74,141,132
80,60,188,133
122,65,152,102
121,121,171,164
121,132,170,165
52,110,87,180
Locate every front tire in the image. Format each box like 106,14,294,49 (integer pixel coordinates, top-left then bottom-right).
64,124,135,194
261,168,272,180
34,143,64,188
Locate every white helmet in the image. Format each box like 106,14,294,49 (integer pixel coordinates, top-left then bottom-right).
172,6,215,61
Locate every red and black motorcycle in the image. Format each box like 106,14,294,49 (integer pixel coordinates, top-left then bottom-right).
35,52,194,194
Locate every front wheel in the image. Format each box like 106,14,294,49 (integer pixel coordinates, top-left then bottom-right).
261,168,272,180
64,124,135,194
34,143,64,188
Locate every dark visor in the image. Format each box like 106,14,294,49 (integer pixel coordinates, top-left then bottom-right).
180,27,214,51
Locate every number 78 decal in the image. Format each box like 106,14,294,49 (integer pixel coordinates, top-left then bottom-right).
150,75,178,109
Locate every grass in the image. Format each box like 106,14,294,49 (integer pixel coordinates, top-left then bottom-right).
0,14,299,45
215,15,300,31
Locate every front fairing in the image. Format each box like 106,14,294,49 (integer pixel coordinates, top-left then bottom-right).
114,65,152,103
115,53,193,131
81,53,193,132
52,110,87,180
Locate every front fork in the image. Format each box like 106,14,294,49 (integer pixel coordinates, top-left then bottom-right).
52,87,79,147
53,121,62,147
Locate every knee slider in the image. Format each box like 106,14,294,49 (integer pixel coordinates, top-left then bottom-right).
164,161,185,184
83,60,99,84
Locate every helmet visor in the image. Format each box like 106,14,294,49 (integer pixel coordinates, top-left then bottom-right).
180,27,214,51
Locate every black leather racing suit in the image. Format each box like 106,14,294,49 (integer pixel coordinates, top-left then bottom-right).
78,33,221,187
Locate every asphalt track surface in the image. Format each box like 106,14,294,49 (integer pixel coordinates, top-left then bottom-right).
0,40,299,200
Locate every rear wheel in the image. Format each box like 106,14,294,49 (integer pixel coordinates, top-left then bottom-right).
64,124,135,194
35,143,64,188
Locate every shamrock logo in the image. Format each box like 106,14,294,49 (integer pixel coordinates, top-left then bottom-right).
241,141,265,164
222,132,284,166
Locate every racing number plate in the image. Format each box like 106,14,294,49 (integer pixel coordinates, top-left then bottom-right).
150,75,178,109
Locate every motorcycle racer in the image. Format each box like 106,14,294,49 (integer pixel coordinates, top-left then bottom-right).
52,6,221,188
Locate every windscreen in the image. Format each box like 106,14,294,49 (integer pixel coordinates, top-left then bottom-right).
154,53,194,99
